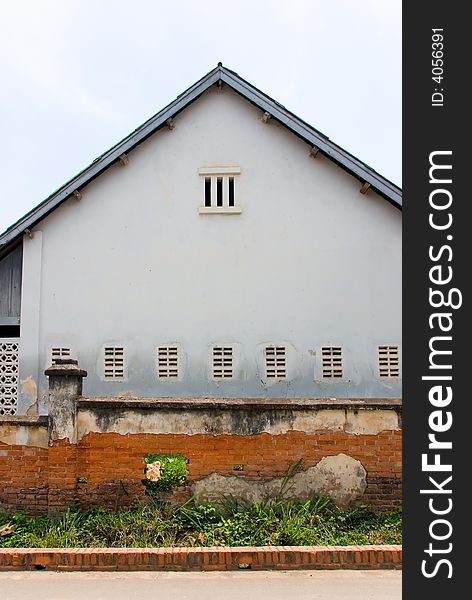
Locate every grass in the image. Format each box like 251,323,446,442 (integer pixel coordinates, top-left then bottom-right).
0,496,402,548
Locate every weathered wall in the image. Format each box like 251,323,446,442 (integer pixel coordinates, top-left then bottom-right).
0,398,402,514
16,84,401,414
0,417,47,447
0,417,49,514
77,398,400,437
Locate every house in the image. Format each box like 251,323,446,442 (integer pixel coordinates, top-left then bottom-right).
0,65,401,513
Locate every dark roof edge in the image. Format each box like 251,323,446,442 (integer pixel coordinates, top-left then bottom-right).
220,68,401,207
0,64,401,251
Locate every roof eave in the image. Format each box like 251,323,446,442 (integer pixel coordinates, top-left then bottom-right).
219,68,402,208
0,67,222,250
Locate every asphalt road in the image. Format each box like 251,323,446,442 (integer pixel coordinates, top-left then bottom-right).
0,570,401,600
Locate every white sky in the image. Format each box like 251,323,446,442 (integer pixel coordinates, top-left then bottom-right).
0,0,401,234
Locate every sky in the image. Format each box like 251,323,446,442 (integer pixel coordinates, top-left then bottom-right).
0,0,401,234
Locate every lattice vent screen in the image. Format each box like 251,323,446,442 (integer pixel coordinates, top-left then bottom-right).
157,346,179,378
378,345,400,378
0,340,19,416
51,347,71,364
322,346,343,378
265,345,286,379
213,346,233,379
104,346,124,379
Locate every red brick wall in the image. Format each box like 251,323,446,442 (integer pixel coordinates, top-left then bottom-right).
0,444,49,514
0,428,401,514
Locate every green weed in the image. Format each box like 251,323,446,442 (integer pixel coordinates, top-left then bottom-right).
0,498,401,548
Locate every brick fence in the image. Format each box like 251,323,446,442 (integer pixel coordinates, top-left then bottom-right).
0,428,402,515
0,360,402,515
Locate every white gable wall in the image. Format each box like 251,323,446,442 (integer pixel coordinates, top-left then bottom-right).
17,85,401,413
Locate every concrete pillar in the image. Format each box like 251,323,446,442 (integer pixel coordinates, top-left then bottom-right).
45,359,87,444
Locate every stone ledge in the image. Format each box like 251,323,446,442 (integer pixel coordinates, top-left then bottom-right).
78,397,402,412
0,416,48,427
0,545,402,571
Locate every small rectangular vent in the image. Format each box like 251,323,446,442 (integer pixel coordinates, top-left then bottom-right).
0,340,19,416
378,345,400,378
213,346,233,379
51,347,71,364
322,346,343,378
265,345,286,379
198,166,241,212
104,346,124,379
158,346,179,379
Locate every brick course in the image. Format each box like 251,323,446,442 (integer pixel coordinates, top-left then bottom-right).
0,545,402,571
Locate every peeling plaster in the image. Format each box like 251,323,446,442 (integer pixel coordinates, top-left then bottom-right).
21,376,38,414
344,410,399,435
192,453,367,507
77,407,399,440
0,424,48,448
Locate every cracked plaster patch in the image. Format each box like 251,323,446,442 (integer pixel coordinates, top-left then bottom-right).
191,453,366,507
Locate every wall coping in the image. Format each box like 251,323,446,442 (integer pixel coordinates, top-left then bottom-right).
0,399,402,424
0,544,402,571
0,416,48,427
78,397,402,411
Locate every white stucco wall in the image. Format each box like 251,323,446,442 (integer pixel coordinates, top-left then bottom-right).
17,85,401,413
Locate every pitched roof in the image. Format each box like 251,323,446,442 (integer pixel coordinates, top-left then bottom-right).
0,64,401,252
